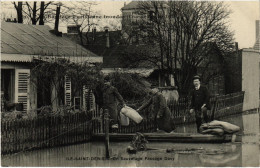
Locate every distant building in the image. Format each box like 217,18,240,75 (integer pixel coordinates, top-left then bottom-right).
65,2,228,95
67,25,81,34
253,20,260,51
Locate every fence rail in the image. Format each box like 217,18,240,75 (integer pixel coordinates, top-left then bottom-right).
1,91,244,155
92,91,245,134
169,91,245,124
1,112,92,155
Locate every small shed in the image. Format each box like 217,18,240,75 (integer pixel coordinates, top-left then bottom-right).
1,22,102,115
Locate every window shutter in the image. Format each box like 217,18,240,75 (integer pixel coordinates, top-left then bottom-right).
83,85,87,110
64,75,71,106
15,69,30,112
89,89,95,110
83,84,95,111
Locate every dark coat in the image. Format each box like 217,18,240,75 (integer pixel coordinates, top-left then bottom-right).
190,85,211,110
94,84,125,121
139,92,175,132
103,85,124,106
102,85,125,121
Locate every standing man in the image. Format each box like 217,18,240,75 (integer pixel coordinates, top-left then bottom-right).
102,76,126,129
189,75,211,133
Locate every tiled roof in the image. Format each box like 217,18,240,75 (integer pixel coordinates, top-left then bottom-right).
86,45,126,68
65,31,155,68
121,1,168,10
1,22,100,58
121,1,140,10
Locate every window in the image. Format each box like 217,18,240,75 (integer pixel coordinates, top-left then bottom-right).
74,97,81,111
1,69,15,104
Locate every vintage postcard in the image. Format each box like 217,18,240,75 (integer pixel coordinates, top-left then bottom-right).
1,0,259,167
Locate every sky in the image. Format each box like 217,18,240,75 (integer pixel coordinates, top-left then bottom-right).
1,0,259,49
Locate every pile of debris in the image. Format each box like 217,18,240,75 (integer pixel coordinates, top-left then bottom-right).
127,132,148,154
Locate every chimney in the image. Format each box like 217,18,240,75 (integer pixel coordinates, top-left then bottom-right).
104,26,110,48
55,5,61,34
92,27,96,42
235,42,238,52
256,20,260,41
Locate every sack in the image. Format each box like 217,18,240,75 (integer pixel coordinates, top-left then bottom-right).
201,128,225,136
121,106,143,124
120,112,130,126
209,120,240,134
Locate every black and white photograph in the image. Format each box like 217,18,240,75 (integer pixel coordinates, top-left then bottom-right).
0,0,259,167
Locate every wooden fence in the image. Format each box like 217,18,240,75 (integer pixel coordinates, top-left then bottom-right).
1,112,92,155
1,91,244,154
170,91,245,124
92,91,245,134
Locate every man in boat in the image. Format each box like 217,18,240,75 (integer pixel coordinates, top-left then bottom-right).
102,76,126,129
189,75,211,133
137,88,175,133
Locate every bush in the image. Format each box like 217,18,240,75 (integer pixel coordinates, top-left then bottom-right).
108,72,150,104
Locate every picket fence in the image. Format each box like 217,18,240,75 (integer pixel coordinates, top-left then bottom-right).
1,91,244,154
1,112,92,155
92,91,245,133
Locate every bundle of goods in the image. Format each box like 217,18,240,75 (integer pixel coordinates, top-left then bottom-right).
199,120,240,136
120,105,143,126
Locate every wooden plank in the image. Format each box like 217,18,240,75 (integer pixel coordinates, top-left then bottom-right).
92,132,237,143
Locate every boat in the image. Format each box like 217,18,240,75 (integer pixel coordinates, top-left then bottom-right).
92,132,240,143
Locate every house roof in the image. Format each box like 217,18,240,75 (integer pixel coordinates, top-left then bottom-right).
65,30,124,68
121,1,140,10
1,22,100,59
121,1,168,11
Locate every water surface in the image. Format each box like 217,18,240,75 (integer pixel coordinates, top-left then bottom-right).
2,111,259,167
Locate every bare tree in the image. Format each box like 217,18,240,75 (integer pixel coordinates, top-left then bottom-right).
61,2,101,45
17,1,53,25
13,1,23,23
121,1,234,92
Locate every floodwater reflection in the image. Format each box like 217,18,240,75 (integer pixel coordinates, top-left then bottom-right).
1,111,259,167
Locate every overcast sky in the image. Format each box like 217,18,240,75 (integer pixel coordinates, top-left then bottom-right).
1,1,259,48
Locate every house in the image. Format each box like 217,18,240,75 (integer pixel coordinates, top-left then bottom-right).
253,20,260,51
224,20,260,96
1,22,102,116
65,27,165,86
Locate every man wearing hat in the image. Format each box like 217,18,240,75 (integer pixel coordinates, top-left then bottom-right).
189,75,210,133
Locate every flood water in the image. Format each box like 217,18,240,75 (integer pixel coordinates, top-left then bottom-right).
2,110,259,167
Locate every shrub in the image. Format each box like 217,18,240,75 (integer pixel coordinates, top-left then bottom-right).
107,72,150,105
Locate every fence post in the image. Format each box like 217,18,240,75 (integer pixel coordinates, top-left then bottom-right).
104,109,110,158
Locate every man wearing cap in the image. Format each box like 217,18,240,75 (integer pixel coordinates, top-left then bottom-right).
189,75,210,133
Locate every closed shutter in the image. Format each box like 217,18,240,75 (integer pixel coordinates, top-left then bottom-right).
83,85,87,110
83,84,95,111
64,75,71,106
89,89,95,110
15,69,30,112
